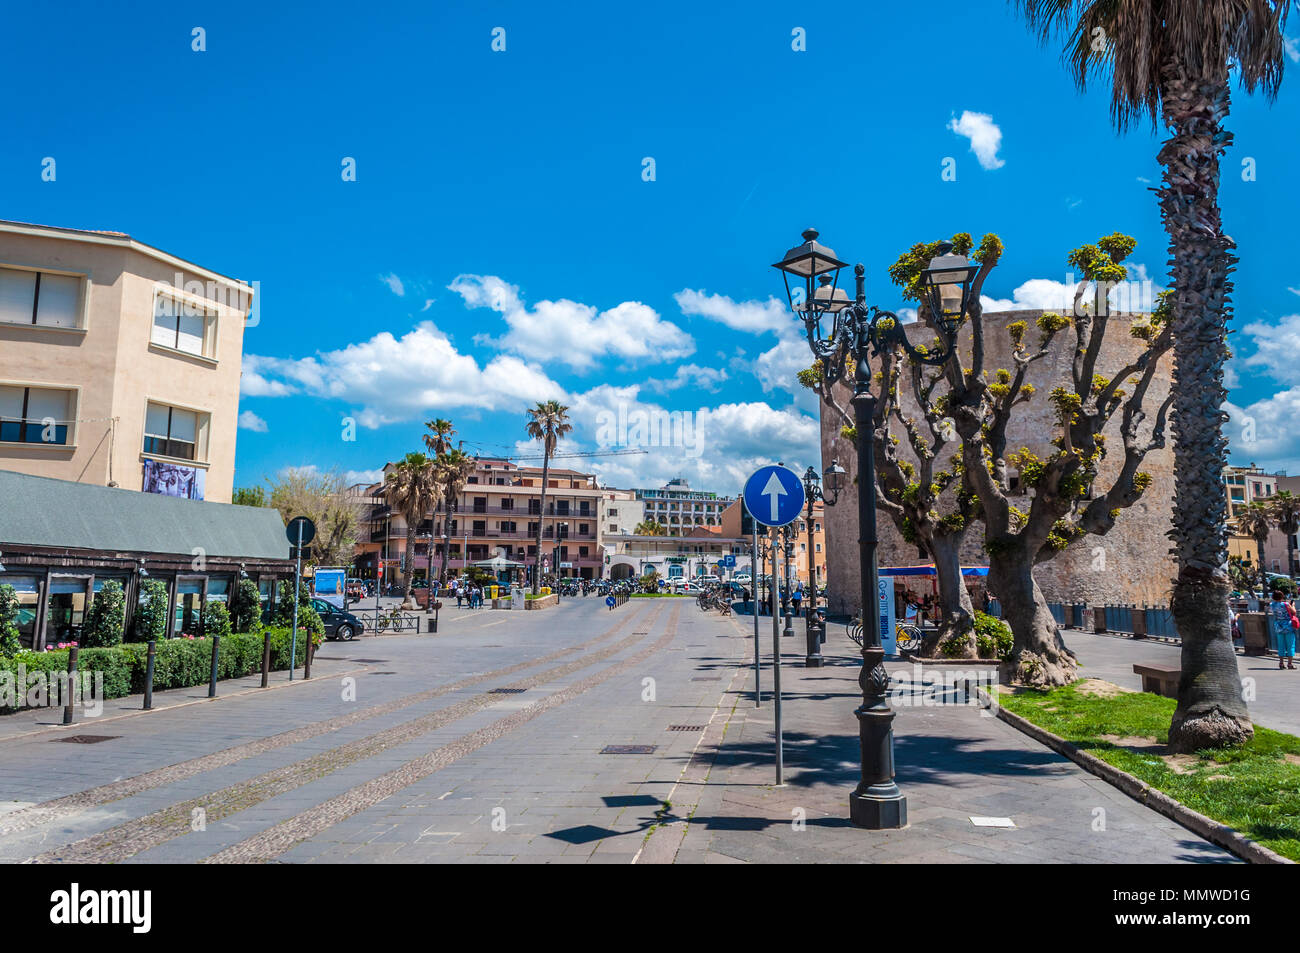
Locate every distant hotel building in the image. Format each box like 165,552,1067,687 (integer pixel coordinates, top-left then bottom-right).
358,457,606,583
633,478,731,532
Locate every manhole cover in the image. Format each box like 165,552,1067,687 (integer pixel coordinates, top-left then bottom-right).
490,688,526,694
601,745,657,755
53,735,119,744
668,725,705,731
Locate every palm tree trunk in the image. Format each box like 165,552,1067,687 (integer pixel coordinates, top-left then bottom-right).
1160,63,1252,752
1259,538,1268,600
532,447,550,595
401,519,417,610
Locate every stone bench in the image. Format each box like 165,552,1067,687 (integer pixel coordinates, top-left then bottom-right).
1133,662,1180,698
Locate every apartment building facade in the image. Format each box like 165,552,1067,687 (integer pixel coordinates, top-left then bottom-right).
602,528,753,582
718,496,826,587
1225,464,1282,566
0,221,253,503
359,457,607,582
601,487,644,536
633,478,731,531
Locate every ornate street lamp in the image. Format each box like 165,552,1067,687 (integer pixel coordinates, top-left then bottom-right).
801,466,826,668
773,227,974,830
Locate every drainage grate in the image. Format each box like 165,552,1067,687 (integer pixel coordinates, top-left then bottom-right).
668,725,705,732
370,671,397,675
53,735,119,744
601,745,657,754
490,688,526,694
691,677,721,682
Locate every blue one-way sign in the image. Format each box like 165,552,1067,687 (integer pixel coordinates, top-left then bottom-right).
743,465,805,528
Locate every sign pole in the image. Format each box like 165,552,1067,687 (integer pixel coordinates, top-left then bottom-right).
752,526,761,706
771,532,782,785
290,521,301,681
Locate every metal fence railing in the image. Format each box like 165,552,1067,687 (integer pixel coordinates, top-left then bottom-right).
1044,602,1180,642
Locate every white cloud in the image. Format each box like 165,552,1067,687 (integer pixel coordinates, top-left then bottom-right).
1284,35,1299,63
645,363,729,394
451,274,694,371
241,356,297,397
560,385,820,494
344,468,383,485
241,321,566,427
980,263,1163,314
237,410,268,432
948,110,1005,170
1226,390,1300,472
380,273,405,296
1240,313,1300,385
674,289,790,335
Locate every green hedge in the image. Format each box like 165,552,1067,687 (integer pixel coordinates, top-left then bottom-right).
0,626,313,713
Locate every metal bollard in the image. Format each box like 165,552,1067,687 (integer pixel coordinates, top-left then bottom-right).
62,645,79,726
143,639,157,710
805,612,824,668
208,633,220,698
260,629,271,688
303,633,313,680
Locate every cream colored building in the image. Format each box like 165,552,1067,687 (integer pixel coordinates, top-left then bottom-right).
0,221,253,503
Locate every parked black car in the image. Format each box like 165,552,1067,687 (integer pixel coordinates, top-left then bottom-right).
311,599,365,641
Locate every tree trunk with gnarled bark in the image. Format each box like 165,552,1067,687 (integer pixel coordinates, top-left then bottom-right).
1160,64,1252,752
919,531,975,657
990,541,1076,688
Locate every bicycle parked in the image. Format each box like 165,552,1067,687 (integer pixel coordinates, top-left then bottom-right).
845,618,923,652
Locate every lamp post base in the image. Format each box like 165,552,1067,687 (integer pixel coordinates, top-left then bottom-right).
849,789,908,829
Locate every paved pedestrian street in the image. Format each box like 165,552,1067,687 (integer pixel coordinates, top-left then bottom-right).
0,599,1234,864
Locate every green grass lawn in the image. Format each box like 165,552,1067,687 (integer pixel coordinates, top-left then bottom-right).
995,681,1300,861
630,593,689,598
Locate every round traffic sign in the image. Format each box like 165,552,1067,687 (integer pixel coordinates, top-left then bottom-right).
743,465,806,527
286,515,317,546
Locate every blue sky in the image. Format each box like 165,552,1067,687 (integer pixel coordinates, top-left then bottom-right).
5,0,1299,494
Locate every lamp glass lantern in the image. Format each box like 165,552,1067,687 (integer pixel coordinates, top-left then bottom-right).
772,228,848,315
920,246,979,334
823,460,846,505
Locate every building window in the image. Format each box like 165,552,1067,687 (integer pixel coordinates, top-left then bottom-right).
0,384,73,445
151,295,215,358
0,267,82,328
144,401,203,461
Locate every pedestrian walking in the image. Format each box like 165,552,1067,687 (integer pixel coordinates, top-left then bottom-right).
455,582,464,609
791,582,803,616
1268,589,1297,669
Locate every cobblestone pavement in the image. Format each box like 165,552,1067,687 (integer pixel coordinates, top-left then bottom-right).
0,598,1236,863
1060,629,1299,737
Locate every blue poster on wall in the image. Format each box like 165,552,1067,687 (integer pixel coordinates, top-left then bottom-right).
142,459,205,500
878,577,898,656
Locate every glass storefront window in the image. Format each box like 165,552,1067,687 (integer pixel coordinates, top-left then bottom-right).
207,577,230,603
46,576,89,647
3,575,40,649
176,579,203,636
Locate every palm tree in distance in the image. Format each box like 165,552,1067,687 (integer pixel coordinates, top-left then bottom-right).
435,447,475,583
634,520,667,537
1015,0,1292,751
525,400,573,594
423,418,455,458
1235,501,1274,600
385,452,441,609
